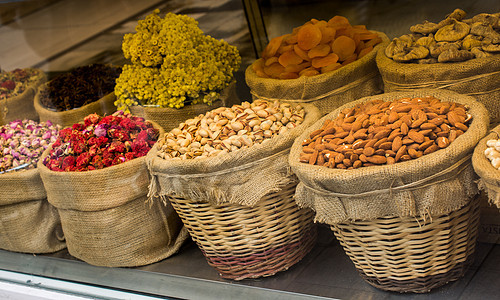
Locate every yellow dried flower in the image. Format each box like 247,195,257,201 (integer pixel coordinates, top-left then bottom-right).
115,10,240,112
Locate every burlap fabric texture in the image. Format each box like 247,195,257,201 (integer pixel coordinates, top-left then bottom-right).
0,167,65,253
376,49,500,124
34,84,117,128
147,103,321,207
473,124,500,209
289,89,489,225
37,123,188,267
245,32,389,116
130,81,239,132
0,70,46,124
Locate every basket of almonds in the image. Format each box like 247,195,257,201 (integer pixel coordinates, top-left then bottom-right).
472,123,500,209
289,89,489,293
377,9,500,123
147,99,321,280
0,119,65,253
245,15,389,115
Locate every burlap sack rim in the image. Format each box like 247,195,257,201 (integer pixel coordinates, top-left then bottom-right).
147,103,322,206
0,167,45,205
245,31,389,102
38,120,165,211
472,124,500,208
289,89,489,223
34,82,117,127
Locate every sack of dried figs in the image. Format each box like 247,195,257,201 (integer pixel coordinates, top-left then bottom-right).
377,9,500,123
245,16,389,116
289,89,489,225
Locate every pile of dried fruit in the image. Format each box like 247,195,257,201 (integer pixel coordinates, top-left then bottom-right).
252,16,382,79
0,120,60,173
156,100,305,160
43,111,159,171
38,64,121,111
300,96,471,169
0,68,44,101
485,138,500,169
386,9,500,63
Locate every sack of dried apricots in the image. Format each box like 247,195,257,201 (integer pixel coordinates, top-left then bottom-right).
289,89,489,224
376,9,500,123
246,16,389,116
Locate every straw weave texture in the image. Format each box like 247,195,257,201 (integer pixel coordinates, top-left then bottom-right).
38,122,187,267
376,49,500,123
332,195,480,293
0,70,46,124
473,124,500,209
0,168,65,253
245,32,389,116
289,89,489,225
168,182,317,280
34,85,117,128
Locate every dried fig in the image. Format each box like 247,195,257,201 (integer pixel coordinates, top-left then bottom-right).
482,39,500,52
429,42,459,58
438,46,475,62
385,35,414,58
415,35,436,48
410,9,466,34
435,19,470,42
418,58,439,64
393,46,430,62
470,47,491,58
461,34,483,50
470,22,500,43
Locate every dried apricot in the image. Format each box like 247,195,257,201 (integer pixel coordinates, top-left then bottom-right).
279,50,303,67
327,15,350,27
331,36,356,61
356,31,379,41
312,52,339,68
277,44,294,55
308,44,331,58
364,36,382,48
285,63,307,73
294,44,311,61
341,53,358,65
297,23,322,50
252,58,269,78
283,33,298,45
264,56,279,66
358,46,373,59
279,72,299,79
264,62,285,78
262,35,284,58
320,27,337,44
299,67,320,77
321,63,342,73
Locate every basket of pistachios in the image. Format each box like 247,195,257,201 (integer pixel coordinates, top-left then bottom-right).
473,124,500,209
147,99,321,280
377,8,500,123
0,119,66,253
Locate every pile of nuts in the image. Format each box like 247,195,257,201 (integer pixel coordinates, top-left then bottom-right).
157,100,306,160
485,139,500,169
299,96,471,169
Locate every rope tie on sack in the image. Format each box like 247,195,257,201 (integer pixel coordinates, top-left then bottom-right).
151,147,291,179
384,70,500,93
250,72,379,103
301,154,472,198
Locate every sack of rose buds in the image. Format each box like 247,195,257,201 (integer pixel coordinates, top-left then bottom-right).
245,16,389,116
0,119,65,253
289,89,489,225
0,68,46,124
34,64,120,128
472,124,500,209
129,81,238,132
38,112,187,267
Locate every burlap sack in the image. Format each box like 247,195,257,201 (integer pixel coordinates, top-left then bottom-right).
473,124,500,209
0,168,65,253
376,49,500,123
289,89,489,225
245,32,389,116
37,123,188,267
130,81,239,132
34,85,117,128
0,70,46,124
147,103,321,207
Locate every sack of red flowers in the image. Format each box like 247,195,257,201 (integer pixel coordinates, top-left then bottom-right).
38,111,188,267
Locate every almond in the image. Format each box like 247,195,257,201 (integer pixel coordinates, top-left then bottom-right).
366,155,387,164
408,130,425,143
436,136,450,148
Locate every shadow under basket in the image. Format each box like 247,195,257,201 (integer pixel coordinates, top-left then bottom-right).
331,196,480,293
168,182,317,280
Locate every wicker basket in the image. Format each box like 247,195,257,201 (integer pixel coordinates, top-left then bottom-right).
167,182,317,280
331,196,480,293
